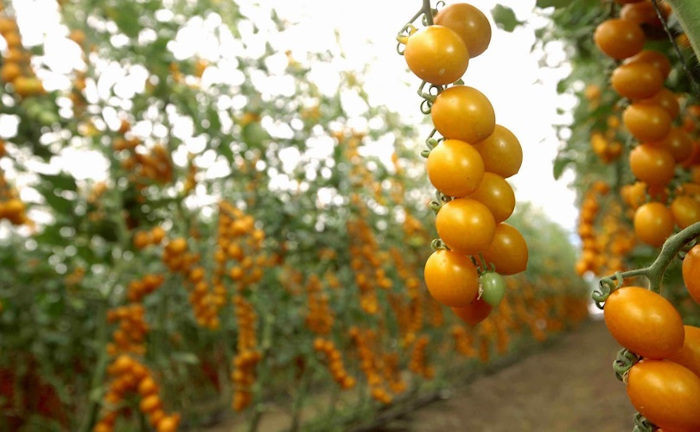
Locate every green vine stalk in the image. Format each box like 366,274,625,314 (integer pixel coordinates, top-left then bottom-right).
666,0,700,62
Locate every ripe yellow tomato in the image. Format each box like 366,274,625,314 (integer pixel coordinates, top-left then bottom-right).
431,85,495,144
435,198,496,255
427,139,484,197
604,286,684,358
404,25,469,86
434,3,491,58
424,249,479,307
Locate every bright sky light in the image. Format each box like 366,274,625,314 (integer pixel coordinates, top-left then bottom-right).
263,0,579,231
4,0,580,234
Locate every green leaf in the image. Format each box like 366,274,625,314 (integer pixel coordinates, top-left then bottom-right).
552,156,573,180
39,173,77,192
536,0,569,9
491,5,523,32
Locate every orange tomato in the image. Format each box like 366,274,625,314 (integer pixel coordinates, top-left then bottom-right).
633,202,674,247
467,172,515,223
629,144,675,186
424,249,479,307
670,195,700,229
682,244,700,304
667,325,700,377
481,223,528,275
431,85,495,144
471,125,522,178
404,25,469,86
594,18,645,60
604,286,684,358
427,139,484,197
611,62,664,100
623,103,672,142
627,359,700,431
434,3,491,58
435,198,496,255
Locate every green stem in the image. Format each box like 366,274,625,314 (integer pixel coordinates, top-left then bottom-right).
665,0,700,67
645,221,700,292
422,0,434,25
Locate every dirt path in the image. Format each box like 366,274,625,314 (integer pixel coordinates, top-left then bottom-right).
379,318,636,432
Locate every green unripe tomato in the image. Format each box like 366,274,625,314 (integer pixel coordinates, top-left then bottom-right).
480,272,506,307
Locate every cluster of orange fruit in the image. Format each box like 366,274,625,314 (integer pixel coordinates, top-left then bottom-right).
304,274,334,335
126,273,165,303
0,14,44,98
94,355,180,432
231,294,261,411
349,326,397,404
312,337,355,389
408,335,435,379
347,217,393,314
106,303,148,356
399,2,527,324
593,0,700,248
133,226,167,250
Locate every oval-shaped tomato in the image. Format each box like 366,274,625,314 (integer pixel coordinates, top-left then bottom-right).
633,202,674,247
434,3,491,58
435,198,496,255
629,144,675,187
627,359,700,431
404,25,469,86
594,18,645,60
604,286,684,358
424,249,479,307
452,297,492,326
431,85,495,144
611,62,664,100
623,103,672,142
667,325,700,377
467,172,515,223
671,195,700,229
472,125,522,178
427,139,484,197
479,272,506,307
682,244,700,304
481,223,528,275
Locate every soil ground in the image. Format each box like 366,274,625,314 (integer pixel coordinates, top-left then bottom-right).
377,318,636,432
206,318,637,432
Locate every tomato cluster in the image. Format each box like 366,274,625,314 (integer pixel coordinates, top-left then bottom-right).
592,1,700,250
400,2,527,325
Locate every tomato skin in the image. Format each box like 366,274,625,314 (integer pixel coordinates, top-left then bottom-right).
472,125,522,178
621,2,665,29
467,172,515,223
653,127,693,163
435,198,496,255
682,245,700,304
629,144,675,187
404,25,469,86
451,297,492,326
639,88,680,120
633,202,674,247
431,86,495,144
667,326,700,377
481,223,528,275
611,62,664,100
434,3,491,58
624,50,672,79
623,103,672,142
594,18,645,60
670,195,700,229
627,359,700,431
424,249,479,307
427,139,484,198
604,286,684,359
